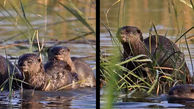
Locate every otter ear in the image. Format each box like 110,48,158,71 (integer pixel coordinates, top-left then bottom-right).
67,48,70,52
38,58,41,62
137,29,142,34
38,55,43,62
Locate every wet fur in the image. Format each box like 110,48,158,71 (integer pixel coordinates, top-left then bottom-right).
47,46,96,87
18,53,75,91
168,84,194,99
119,26,191,83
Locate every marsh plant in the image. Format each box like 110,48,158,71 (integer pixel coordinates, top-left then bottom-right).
101,25,193,92
100,25,194,109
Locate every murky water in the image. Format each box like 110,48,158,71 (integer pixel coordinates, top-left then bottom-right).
0,88,96,109
100,0,194,108
0,0,96,109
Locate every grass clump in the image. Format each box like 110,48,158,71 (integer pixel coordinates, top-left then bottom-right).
101,25,193,95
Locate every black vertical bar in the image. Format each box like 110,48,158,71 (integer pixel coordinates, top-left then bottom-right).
96,0,100,109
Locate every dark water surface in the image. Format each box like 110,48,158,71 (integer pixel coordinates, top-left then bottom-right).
0,0,96,109
0,88,96,109
100,0,194,108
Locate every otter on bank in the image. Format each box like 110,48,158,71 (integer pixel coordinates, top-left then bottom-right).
118,26,191,83
47,46,96,87
18,53,77,91
0,55,23,90
168,84,194,101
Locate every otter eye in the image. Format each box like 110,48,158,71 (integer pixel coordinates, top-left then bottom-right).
61,49,65,53
67,48,70,52
59,49,66,55
27,60,33,64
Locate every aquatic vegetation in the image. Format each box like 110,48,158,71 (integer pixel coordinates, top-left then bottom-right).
101,26,193,91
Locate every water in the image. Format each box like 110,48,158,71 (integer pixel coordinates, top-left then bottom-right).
100,0,194,108
0,0,96,109
100,89,194,108
0,88,96,109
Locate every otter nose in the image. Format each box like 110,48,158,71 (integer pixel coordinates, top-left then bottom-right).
59,49,65,55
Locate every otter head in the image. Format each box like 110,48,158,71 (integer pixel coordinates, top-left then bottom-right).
47,46,70,62
117,26,143,44
168,84,194,99
18,53,42,75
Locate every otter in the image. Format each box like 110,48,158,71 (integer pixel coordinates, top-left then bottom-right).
0,55,23,90
118,26,191,83
44,60,79,89
47,46,96,87
18,53,77,91
168,84,194,101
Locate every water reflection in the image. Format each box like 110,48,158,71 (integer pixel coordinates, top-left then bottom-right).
0,88,96,109
100,0,194,35
0,0,95,41
100,89,194,108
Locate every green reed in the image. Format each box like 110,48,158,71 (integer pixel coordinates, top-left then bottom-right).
0,0,95,47
101,24,193,93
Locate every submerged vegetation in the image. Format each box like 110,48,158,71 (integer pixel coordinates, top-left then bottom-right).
100,0,194,108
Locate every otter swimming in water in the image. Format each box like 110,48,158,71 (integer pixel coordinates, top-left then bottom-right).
0,55,23,90
118,26,191,83
18,53,77,91
168,84,194,102
47,46,96,87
